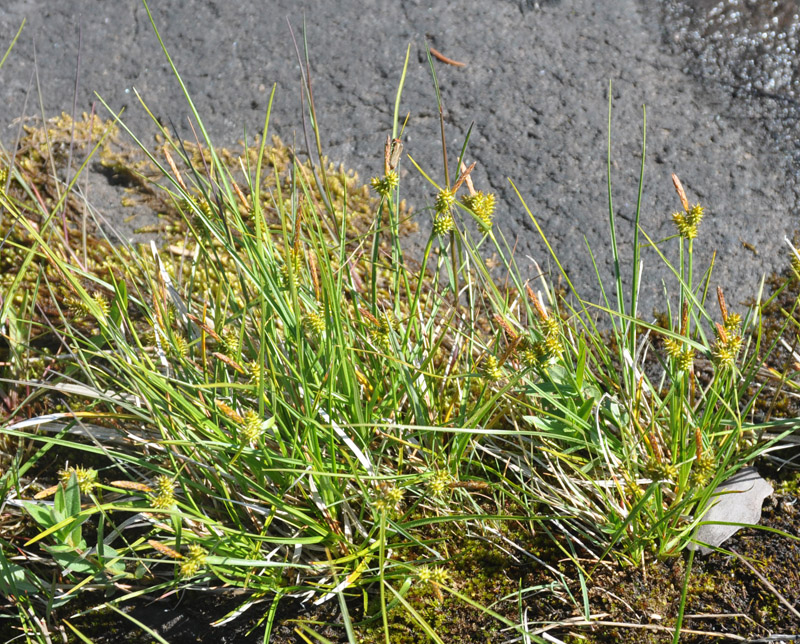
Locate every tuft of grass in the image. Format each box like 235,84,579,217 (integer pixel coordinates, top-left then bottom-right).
1,6,799,643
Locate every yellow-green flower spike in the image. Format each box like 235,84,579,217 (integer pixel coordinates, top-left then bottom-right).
369,327,391,352
242,409,264,444
417,567,434,584
58,465,98,494
520,340,547,370
374,483,404,514
428,470,451,496
430,566,449,585
686,203,704,227
149,475,176,510
379,311,397,335
432,211,454,236
179,544,207,578
280,251,303,289
370,171,399,198
672,212,693,239
663,336,683,360
172,335,189,358
645,459,677,482
690,453,716,487
664,336,693,371
544,333,563,359
712,323,742,370
712,342,737,369
418,565,450,586
185,195,214,220
434,188,456,215
91,292,110,319
672,203,704,239
724,312,742,334
221,329,240,358
677,348,695,372
541,316,560,338
67,296,90,319
790,246,800,275
463,191,496,230
303,308,326,336
482,355,503,382
247,360,263,384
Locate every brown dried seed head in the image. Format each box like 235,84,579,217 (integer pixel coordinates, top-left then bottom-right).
215,399,244,424
647,432,664,462
308,251,320,300
460,161,476,196
359,307,380,326
383,134,392,176
452,161,476,194
164,146,188,191
34,485,59,500
187,313,221,342
680,301,689,336
213,352,246,373
716,286,728,322
450,480,490,490
389,138,403,172
527,286,548,321
493,313,518,340
149,540,183,559
672,173,689,213
110,480,153,493
292,205,303,255
695,426,704,459
232,181,250,212
428,46,466,67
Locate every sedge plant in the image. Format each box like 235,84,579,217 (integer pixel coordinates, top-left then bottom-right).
1,8,799,644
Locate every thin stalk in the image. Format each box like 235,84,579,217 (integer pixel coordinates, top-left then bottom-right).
673,548,694,644
379,510,390,644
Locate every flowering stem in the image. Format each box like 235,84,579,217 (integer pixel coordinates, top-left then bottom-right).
402,234,435,347
379,509,390,644
687,238,694,305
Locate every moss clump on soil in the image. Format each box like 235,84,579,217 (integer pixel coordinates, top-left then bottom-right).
357,491,799,644
743,236,800,422
0,111,416,417
0,112,416,338
256,481,797,644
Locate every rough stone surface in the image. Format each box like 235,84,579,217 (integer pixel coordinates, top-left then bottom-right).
0,0,797,316
690,466,774,555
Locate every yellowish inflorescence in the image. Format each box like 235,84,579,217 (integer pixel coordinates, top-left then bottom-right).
663,335,695,372
427,470,452,496
149,475,176,510
672,203,704,240
462,190,496,230
417,565,449,586
179,543,207,578
712,287,743,370
58,465,98,494
670,173,704,240
373,482,404,514
481,354,503,382
370,170,399,198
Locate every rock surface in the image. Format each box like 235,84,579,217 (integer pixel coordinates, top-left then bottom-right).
0,0,797,315
690,466,774,555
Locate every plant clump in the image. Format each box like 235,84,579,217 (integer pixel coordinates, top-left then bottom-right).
1,25,799,644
